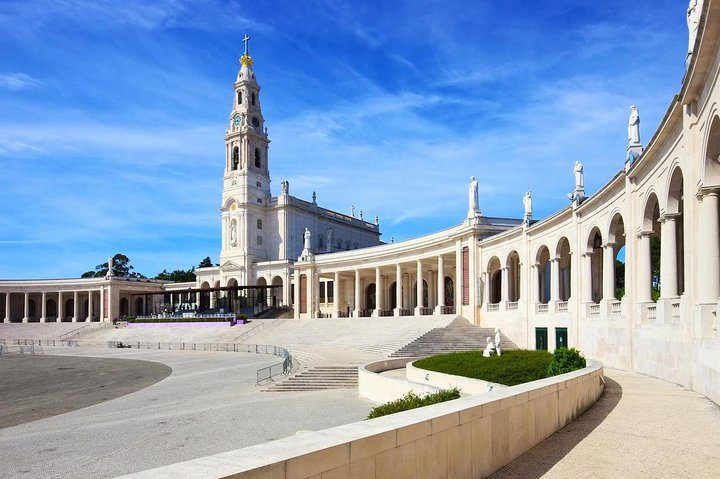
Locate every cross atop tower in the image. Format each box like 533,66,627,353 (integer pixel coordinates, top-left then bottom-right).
243,34,250,55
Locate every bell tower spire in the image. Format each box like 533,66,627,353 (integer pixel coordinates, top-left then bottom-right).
220,34,271,275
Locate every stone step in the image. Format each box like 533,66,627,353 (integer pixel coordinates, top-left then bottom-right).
261,365,359,392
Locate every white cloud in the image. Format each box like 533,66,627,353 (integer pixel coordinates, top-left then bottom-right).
0,72,43,91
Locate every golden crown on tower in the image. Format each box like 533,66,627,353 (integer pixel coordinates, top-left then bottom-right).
240,34,253,67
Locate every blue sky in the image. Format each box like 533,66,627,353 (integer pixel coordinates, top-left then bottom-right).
0,0,688,279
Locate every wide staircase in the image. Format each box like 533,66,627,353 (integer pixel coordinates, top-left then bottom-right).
263,366,358,392
390,317,518,358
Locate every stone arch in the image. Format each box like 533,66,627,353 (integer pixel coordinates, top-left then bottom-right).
505,251,521,302
444,276,455,307
46,298,57,319
487,256,502,304
271,275,283,307
119,297,129,317
555,237,572,301
232,146,240,170
535,245,551,303
411,280,429,308
199,281,211,310
587,226,603,304
642,192,662,301
64,298,74,321
608,213,626,300
256,277,267,306
365,283,376,311
135,297,144,316
254,148,261,168
665,166,686,296
702,113,720,187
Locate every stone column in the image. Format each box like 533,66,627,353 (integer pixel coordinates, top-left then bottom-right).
636,233,652,302
22,292,29,322
72,291,79,322
550,259,560,302
501,267,509,304
583,253,594,303
660,215,678,298
699,191,720,302
87,291,93,321
196,292,201,310
58,291,64,322
374,267,383,317
100,287,105,321
4,293,10,323
435,256,445,314
602,244,616,301
293,275,300,319
530,265,537,304
353,270,361,317
415,260,423,315
333,272,340,318
394,264,403,316
40,292,47,322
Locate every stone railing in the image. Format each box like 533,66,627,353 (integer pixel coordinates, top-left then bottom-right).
121,362,604,479
671,301,680,325
488,303,500,312
536,303,549,313
610,301,621,317
647,304,657,322
440,305,456,315
589,303,600,316
507,301,519,311
557,301,568,313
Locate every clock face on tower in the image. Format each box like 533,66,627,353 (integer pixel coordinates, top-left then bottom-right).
233,115,240,126
252,116,260,128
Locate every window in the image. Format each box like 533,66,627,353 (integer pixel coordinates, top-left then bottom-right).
256,181,261,187
535,327,548,351
251,92,256,105
256,198,263,204
257,235,263,246
555,327,568,349
319,282,326,303
257,219,262,230
254,148,261,168
327,280,334,303
237,90,242,105
337,240,342,249
232,146,239,170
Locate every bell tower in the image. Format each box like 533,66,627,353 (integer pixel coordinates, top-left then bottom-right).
220,35,271,278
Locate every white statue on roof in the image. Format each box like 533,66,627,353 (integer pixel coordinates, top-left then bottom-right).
468,176,481,219
628,105,641,146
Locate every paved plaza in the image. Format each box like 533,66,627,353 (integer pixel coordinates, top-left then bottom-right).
0,348,372,479
490,369,720,479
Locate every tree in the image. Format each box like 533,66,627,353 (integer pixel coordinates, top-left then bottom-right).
155,268,196,283
82,253,145,278
615,259,626,300
198,256,213,268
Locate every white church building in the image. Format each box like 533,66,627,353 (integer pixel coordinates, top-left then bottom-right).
1,0,719,405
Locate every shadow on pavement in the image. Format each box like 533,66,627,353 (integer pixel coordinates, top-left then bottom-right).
488,375,623,478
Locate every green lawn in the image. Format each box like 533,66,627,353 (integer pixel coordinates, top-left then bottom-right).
413,350,554,386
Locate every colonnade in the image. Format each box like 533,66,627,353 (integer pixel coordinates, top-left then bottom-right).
1,290,102,323
296,253,460,318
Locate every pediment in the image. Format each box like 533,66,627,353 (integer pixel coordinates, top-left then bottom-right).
220,261,245,272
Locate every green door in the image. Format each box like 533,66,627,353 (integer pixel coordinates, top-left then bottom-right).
555,327,568,349
535,327,548,351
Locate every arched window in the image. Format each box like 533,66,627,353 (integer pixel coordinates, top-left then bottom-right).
237,90,242,105
251,92,256,105
232,146,239,170
257,219,262,230
254,148,261,168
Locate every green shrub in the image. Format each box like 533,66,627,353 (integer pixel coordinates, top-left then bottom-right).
547,348,586,376
414,350,553,386
367,388,460,419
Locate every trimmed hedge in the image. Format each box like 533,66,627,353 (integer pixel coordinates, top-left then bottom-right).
128,317,233,323
414,350,553,386
367,388,460,419
548,347,586,376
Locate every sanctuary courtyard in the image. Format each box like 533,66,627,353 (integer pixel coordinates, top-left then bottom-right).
1,1,720,478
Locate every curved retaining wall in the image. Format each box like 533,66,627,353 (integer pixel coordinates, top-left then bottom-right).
122,361,604,479
406,361,506,395
359,358,443,403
